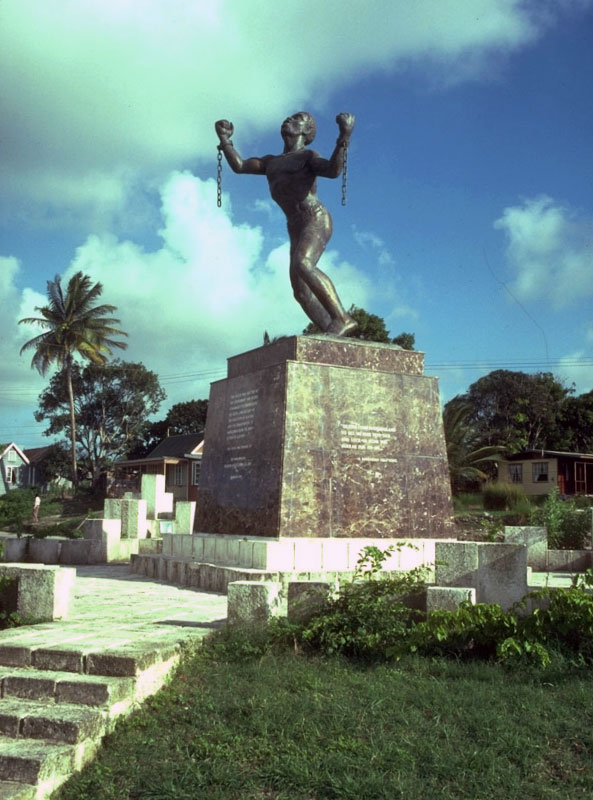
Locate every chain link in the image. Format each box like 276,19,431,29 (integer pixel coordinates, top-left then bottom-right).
341,141,349,206
216,148,223,207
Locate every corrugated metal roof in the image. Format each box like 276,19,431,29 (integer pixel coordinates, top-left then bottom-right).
146,433,203,459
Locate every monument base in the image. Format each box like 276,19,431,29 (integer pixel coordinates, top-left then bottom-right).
196,335,454,539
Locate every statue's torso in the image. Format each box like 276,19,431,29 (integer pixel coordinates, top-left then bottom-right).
265,151,320,217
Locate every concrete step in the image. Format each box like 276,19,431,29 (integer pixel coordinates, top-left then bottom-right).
0,781,35,799
0,698,106,745
0,644,187,798
0,667,134,708
0,637,183,678
0,734,99,799
131,553,282,592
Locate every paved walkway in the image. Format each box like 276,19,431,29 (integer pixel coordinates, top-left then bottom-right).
0,565,228,657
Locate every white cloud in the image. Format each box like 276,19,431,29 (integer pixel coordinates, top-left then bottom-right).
494,195,593,308
0,259,48,441
352,226,396,268
3,0,588,225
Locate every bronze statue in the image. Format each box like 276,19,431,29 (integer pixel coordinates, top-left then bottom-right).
215,112,358,336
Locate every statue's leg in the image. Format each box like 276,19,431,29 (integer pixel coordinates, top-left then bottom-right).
289,213,357,335
289,236,331,330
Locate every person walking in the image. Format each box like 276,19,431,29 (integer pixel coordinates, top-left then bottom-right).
32,493,41,523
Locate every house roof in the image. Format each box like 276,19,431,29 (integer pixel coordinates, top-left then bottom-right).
0,442,30,463
503,449,593,461
147,433,203,459
23,446,53,464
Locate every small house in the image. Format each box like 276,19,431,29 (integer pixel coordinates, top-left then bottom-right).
496,450,593,497
115,433,203,501
0,443,29,495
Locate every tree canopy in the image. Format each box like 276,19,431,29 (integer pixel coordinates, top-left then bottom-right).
35,360,165,484
555,390,593,453
129,399,209,458
447,370,574,455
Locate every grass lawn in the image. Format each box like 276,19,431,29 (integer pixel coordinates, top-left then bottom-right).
58,643,593,800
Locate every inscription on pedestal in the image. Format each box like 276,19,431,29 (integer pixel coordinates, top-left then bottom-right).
340,422,398,462
224,389,259,480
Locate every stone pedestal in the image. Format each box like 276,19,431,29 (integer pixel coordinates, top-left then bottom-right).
195,335,453,539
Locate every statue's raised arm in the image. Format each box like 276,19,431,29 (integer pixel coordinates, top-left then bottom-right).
310,113,355,179
215,111,358,336
215,119,269,175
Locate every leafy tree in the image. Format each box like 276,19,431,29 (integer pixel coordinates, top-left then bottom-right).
129,398,208,458
554,391,593,453
392,332,415,351
41,443,71,484
35,360,165,485
262,331,288,345
456,370,571,454
442,400,507,493
303,305,415,348
19,272,127,485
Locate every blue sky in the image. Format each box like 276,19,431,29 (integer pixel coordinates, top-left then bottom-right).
1,0,593,448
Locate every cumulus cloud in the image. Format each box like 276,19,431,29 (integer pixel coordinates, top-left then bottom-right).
494,195,593,308
2,0,586,226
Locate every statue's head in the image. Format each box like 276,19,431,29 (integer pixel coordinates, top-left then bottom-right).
298,112,316,145
281,112,316,145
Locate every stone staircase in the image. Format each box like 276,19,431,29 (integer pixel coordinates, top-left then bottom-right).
0,637,187,799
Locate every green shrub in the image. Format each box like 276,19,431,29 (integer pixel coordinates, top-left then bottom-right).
0,488,34,530
407,602,518,661
482,482,527,511
300,571,427,661
530,488,590,549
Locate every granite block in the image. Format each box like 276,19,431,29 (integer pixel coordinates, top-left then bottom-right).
504,526,547,571
227,581,282,625
287,581,332,624
196,336,453,539
434,542,479,588
426,587,476,613
477,543,528,609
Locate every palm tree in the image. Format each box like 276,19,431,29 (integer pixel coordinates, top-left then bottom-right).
19,271,127,486
443,399,507,494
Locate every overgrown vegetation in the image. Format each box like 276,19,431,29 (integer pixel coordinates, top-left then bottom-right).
0,487,102,536
530,488,591,550
482,481,529,511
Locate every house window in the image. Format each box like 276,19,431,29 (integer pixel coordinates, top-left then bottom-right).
7,450,16,462
192,461,201,486
6,466,17,484
532,462,549,483
508,464,523,484
174,464,186,486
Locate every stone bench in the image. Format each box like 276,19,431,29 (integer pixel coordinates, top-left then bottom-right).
0,564,76,622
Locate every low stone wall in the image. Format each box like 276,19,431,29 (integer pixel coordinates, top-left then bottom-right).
162,533,443,573
0,532,158,566
546,549,591,572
